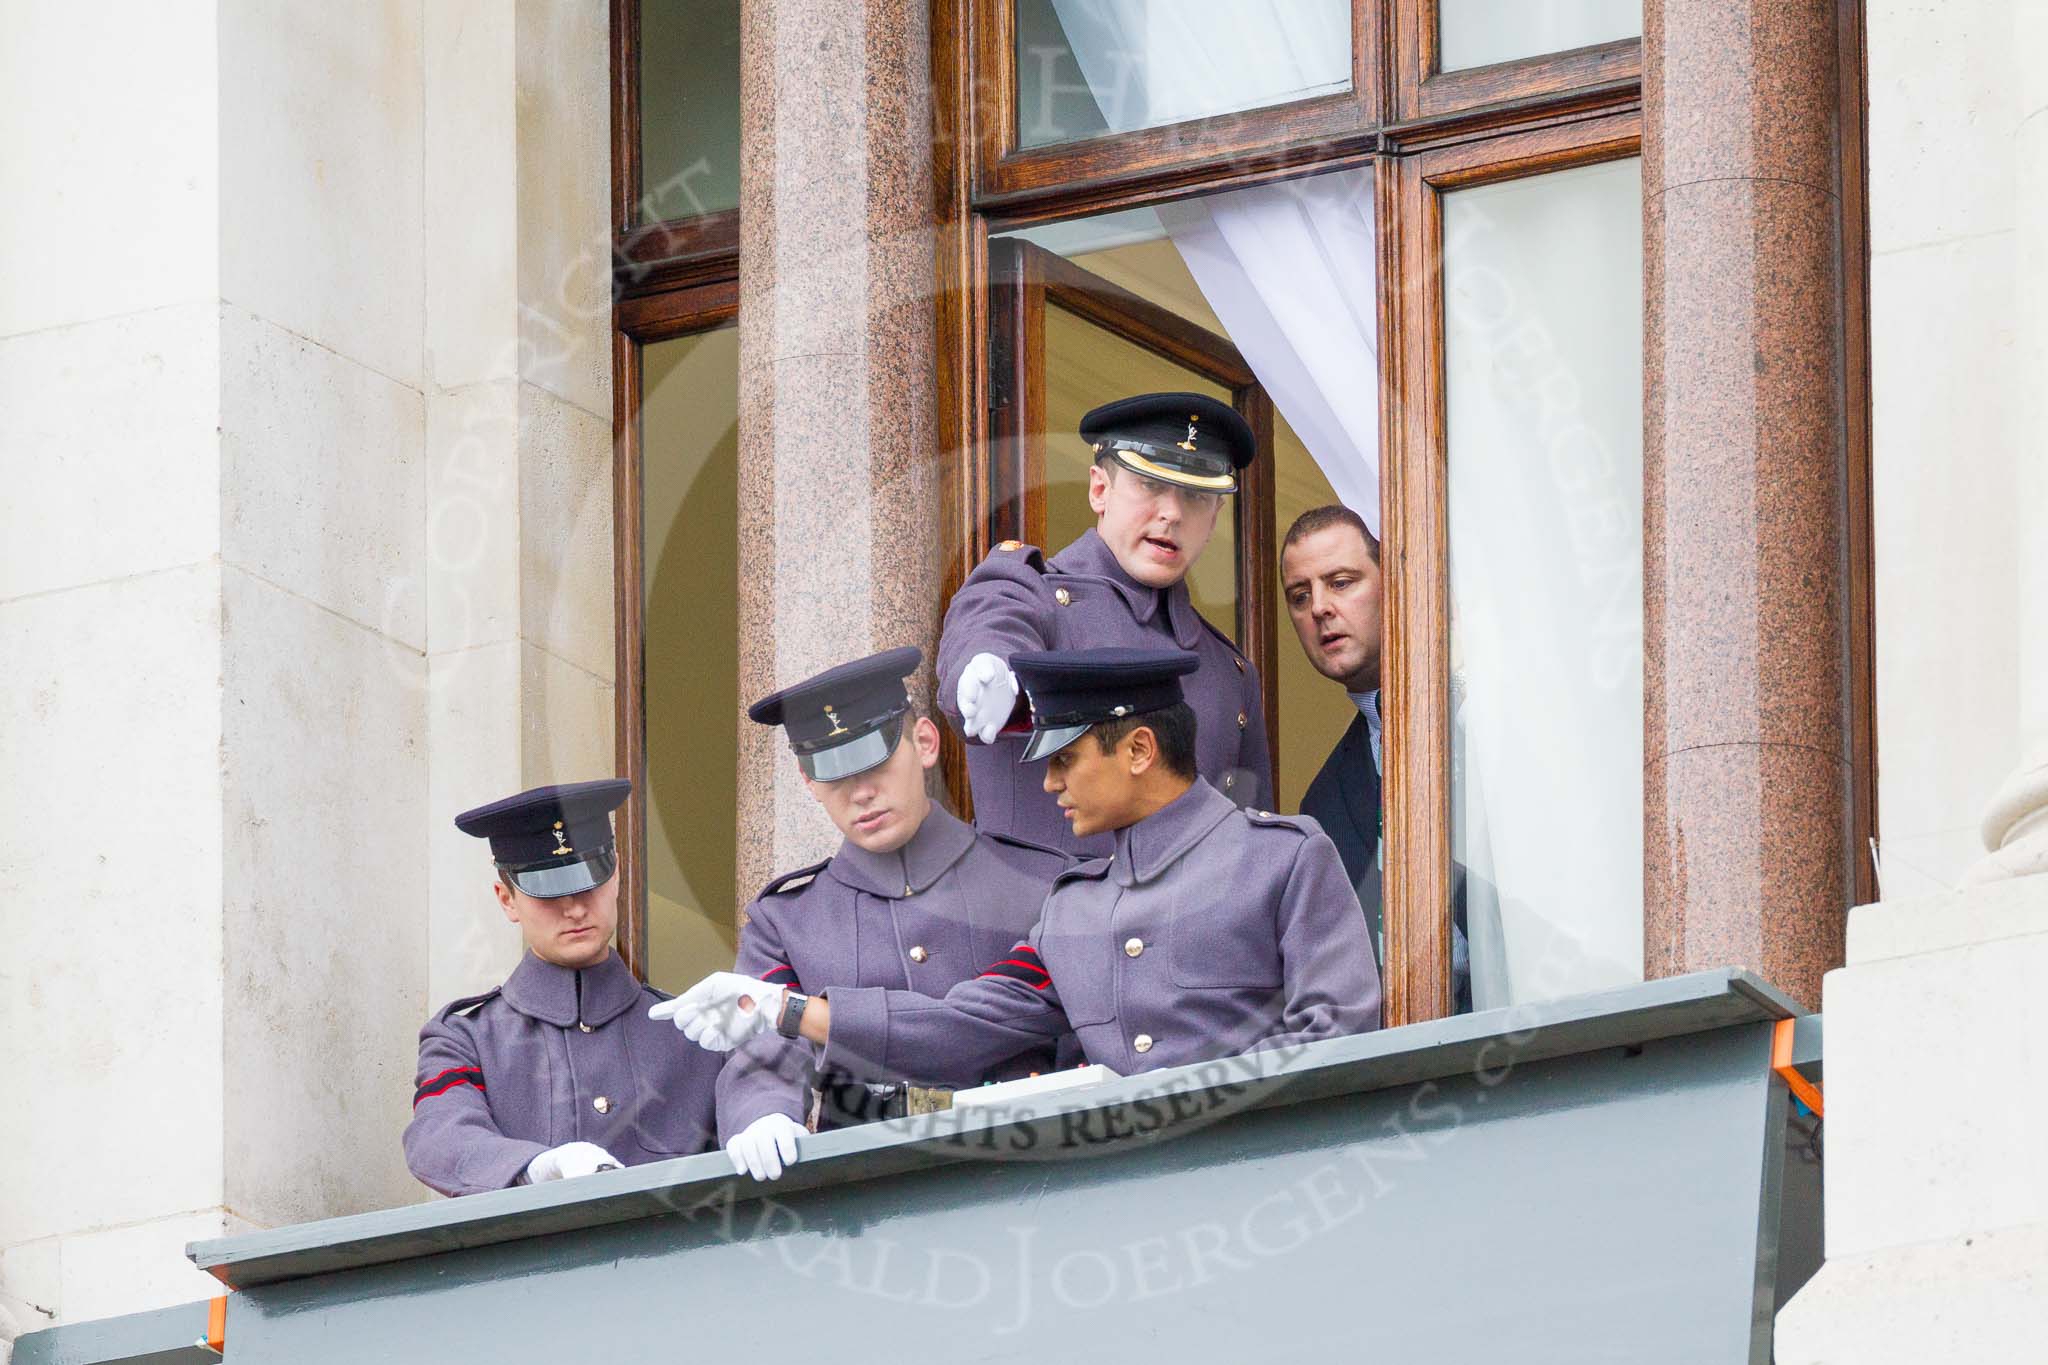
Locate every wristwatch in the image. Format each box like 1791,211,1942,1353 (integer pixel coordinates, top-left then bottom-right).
775,989,810,1039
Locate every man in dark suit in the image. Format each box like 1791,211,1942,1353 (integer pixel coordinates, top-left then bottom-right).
1282,505,1469,1014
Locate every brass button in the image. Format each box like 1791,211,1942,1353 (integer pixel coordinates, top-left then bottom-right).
999,539,1023,551
1054,588,1072,606
1133,1034,1154,1054
577,1022,592,1033
1223,773,1235,789
1237,711,1248,729
909,945,929,964
1124,937,1144,958
1233,656,1245,672
592,1095,611,1114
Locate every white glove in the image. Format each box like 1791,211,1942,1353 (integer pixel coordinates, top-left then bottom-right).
956,652,1019,745
525,1141,623,1184
725,1113,806,1181
649,972,784,1053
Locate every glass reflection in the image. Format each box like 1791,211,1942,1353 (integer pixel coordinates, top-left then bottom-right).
1438,0,1640,74
639,0,742,222
1015,0,1352,148
1443,157,1644,1010
642,326,741,992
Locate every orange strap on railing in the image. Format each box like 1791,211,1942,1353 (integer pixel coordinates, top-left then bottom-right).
206,1294,227,1353
1771,1018,1824,1117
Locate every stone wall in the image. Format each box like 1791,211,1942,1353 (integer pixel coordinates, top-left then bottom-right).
1776,0,2048,1356
0,0,615,1342
1868,0,2043,896
1775,875,2048,1359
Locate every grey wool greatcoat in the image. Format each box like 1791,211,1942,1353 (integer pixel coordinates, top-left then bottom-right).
403,950,721,1196
937,529,1271,856
819,779,1382,1083
717,805,1070,1139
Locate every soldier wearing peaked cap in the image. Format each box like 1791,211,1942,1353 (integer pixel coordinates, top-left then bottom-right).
659,648,1382,1175
940,392,1272,857
655,647,1071,1182
403,779,720,1197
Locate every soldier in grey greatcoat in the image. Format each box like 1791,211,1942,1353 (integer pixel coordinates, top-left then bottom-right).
656,648,1382,1178
403,780,721,1196
692,647,1070,1181
940,392,1271,856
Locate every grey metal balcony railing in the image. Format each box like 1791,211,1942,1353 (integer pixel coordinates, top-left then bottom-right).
17,969,1823,1365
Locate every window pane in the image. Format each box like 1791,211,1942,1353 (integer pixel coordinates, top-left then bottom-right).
1438,0,1640,74
1001,169,1388,976
638,0,741,222
642,326,741,993
1015,0,1352,149
1443,158,1643,1010
1041,301,1239,634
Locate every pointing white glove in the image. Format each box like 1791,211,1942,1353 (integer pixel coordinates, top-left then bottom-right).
725,1113,806,1181
956,652,1020,745
525,1141,623,1184
649,972,785,1053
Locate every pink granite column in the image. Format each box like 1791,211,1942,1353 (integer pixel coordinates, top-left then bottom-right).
1643,0,1851,1008
733,0,941,905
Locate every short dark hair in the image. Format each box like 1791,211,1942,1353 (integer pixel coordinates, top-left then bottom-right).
1282,504,1379,564
1090,701,1198,779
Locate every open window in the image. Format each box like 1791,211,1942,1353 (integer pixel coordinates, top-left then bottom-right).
985,237,1281,755
936,2,1654,1024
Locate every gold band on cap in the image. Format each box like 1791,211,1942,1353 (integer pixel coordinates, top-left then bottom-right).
1107,446,1237,494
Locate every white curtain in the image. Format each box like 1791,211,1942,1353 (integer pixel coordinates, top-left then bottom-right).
1046,0,1351,133
1157,177,1381,533
1052,0,1380,533
1442,160,1644,1009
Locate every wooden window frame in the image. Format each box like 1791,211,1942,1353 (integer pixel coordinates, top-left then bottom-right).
1391,5,1640,126
937,1,1650,1024
1378,110,1643,1023
985,238,1282,759
611,0,742,300
611,279,739,982
972,0,1386,210
610,0,742,980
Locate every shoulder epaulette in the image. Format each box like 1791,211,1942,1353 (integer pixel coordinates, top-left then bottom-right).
1053,855,1113,886
758,857,830,899
1243,808,1315,836
980,540,1048,576
643,984,675,1004
436,987,501,1021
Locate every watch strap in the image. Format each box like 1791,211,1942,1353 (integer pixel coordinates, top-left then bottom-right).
774,989,809,1038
